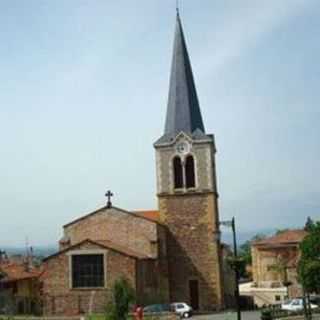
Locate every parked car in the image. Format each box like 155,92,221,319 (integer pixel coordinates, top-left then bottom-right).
143,304,171,313
281,299,318,312
171,302,193,318
309,295,320,307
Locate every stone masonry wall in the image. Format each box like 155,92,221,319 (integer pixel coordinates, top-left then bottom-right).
159,192,223,311
42,241,136,316
156,224,170,302
134,226,170,305
156,137,216,195
63,207,158,257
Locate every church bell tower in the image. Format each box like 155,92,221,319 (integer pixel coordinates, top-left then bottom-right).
154,13,224,310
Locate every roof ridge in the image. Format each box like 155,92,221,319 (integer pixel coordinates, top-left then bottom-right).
253,229,307,246
63,205,161,228
43,238,152,261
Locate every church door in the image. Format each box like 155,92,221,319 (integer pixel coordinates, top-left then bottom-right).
189,279,199,310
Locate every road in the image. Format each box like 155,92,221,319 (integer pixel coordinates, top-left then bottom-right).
194,310,320,320
194,311,260,320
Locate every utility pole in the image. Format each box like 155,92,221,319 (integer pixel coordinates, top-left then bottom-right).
231,217,241,320
220,217,241,320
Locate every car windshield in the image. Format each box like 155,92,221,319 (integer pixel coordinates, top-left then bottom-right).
144,305,159,312
144,304,170,313
310,297,320,304
161,304,171,311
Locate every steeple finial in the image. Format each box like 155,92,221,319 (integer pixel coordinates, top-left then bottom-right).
176,0,179,15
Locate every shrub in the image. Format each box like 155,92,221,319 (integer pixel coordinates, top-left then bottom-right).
105,278,136,320
261,309,273,320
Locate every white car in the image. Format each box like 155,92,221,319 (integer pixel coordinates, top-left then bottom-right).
171,302,193,318
281,299,318,312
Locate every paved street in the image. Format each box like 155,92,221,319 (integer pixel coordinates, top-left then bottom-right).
194,311,320,320
194,311,260,320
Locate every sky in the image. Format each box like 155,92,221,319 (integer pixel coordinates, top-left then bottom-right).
0,1,319,247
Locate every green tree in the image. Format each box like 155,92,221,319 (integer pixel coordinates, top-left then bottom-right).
304,216,314,232
298,220,320,293
275,228,289,235
106,277,136,320
238,233,266,278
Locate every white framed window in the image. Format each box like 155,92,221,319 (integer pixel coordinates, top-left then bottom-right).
68,249,107,289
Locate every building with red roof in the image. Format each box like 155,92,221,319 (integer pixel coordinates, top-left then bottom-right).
250,229,307,306
0,259,42,314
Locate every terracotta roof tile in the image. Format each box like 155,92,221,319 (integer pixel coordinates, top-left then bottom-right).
0,262,41,282
133,210,160,222
253,229,307,247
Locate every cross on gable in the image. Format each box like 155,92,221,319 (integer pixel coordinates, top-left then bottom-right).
105,190,114,208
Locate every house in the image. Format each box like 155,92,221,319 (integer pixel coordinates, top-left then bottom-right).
248,229,307,307
0,260,42,314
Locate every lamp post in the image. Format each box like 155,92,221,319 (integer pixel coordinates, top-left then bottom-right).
220,217,241,320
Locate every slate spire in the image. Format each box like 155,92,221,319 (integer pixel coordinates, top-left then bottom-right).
164,12,205,136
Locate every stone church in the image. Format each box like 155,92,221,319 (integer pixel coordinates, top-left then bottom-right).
41,13,227,315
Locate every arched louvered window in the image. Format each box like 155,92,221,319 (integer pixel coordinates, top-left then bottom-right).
173,156,183,189
185,155,195,188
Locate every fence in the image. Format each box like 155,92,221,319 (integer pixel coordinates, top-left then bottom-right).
269,304,320,319
42,293,107,316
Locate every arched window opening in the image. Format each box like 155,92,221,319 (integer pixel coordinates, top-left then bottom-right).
185,155,196,188
173,157,183,189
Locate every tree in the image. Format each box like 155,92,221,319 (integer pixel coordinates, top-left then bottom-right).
304,217,314,232
238,234,266,278
275,229,289,235
298,220,320,293
105,277,136,320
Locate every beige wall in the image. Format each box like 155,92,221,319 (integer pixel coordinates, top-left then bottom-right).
251,245,302,298
155,134,217,195
252,245,299,285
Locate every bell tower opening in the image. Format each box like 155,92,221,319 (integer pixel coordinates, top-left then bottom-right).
173,156,183,189
185,155,195,189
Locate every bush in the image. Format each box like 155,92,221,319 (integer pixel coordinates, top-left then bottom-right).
105,278,136,320
261,309,273,320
